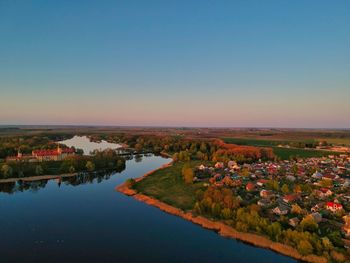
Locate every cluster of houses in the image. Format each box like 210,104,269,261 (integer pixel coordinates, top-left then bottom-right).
195,154,350,237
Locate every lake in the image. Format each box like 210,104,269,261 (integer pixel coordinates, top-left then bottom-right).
59,135,122,155
0,156,296,263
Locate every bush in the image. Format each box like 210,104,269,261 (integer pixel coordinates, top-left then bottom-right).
125,178,136,188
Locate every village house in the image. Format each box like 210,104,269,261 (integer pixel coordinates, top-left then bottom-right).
260,189,274,198
228,160,240,170
198,164,206,170
326,201,343,213
6,145,75,162
246,182,255,192
257,198,272,207
289,217,300,227
322,174,337,181
319,188,333,197
257,179,268,187
282,194,300,204
214,162,224,169
273,205,289,216
343,215,350,236
311,202,324,213
310,212,322,223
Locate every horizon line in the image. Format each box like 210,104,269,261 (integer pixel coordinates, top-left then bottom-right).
1,124,350,131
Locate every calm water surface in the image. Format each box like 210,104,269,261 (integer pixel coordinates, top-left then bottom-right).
0,155,296,263
59,135,122,155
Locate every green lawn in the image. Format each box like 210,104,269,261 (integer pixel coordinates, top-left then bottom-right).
133,161,204,211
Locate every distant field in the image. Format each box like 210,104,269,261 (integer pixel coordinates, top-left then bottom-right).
223,137,337,160
134,161,204,211
271,147,336,160
222,137,315,147
317,138,350,146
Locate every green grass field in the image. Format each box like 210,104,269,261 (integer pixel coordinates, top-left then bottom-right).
271,147,336,160
222,137,315,147
317,138,350,146
134,161,204,211
223,137,337,160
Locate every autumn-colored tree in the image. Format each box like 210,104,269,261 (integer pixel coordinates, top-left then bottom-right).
294,184,302,193
182,167,194,184
86,161,95,172
300,215,318,232
267,222,282,241
281,184,290,194
221,208,233,219
240,168,250,177
320,179,333,188
297,240,313,255
291,204,303,215
1,164,13,178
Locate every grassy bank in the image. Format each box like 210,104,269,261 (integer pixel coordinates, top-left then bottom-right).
133,161,204,210
120,162,329,263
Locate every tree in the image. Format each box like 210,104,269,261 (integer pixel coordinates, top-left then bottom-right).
297,240,313,255
35,165,43,176
86,161,95,172
172,153,179,162
291,204,303,215
294,184,302,193
321,237,333,251
211,203,221,217
194,202,202,214
267,180,279,191
125,178,136,188
320,179,333,188
267,222,282,241
182,166,194,184
281,184,290,194
1,164,13,178
300,215,318,232
221,208,233,219
69,165,75,173
240,168,250,177
327,231,344,247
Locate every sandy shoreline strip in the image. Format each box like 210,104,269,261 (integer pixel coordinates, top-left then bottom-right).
116,161,327,263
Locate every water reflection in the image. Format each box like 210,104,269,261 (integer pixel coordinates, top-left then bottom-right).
0,167,125,194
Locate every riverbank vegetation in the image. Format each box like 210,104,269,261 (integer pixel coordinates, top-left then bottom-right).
193,185,346,261
1,149,125,179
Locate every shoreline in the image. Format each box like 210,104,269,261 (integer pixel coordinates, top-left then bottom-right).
0,173,79,184
116,162,327,263
0,152,169,185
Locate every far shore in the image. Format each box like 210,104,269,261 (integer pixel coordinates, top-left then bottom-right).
0,152,170,184
116,161,327,263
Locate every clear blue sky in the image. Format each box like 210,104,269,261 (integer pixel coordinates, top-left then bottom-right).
1,0,349,128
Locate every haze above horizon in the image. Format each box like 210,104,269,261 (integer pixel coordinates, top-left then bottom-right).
1,1,349,128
